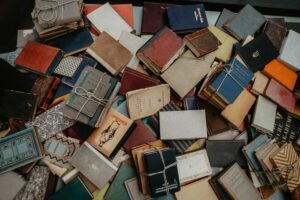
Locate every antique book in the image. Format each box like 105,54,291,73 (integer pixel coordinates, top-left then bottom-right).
264,79,296,113
161,50,214,99
137,26,185,74
63,66,120,127
48,177,93,200
160,110,207,140
224,4,266,41
238,34,279,72
263,19,287,51
87,3,132,40
124,177,150,200
0,90,38,120
46,28,93,56
221,89,256,128
175,177,218,200
44,133,80,169
184,28,220,57
263,59,297,91
251,71,269,96
218,163,260,200
87,108,136,158
105,163,136,200
208,25,238,62
0,127,43,174
143,148,180,197
69,142,118,189
141,2,173,34
136,149,153,195
252,95,277,134
54,56,83,77
0,171,27,200
209,172,231,200
176,150,212,185
206,140,246,168
119,67,160,96
126,84,170,120
166,4,208,33
15,41,64,76
86,32,132,75
17,29,38,48
215,8,235,31
278,30,300,71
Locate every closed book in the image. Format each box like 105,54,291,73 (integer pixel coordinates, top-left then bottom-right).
86,31,132,75
166,4,208,33
54,56,83,77
184,28,220,57
87,3,132,40
206,140,246,168
251,71,269,96
105,163,136,200
133,6,143,35
124,177,150,200
141,2,173,34
70,142,118,189
264,79,296,113
159,110,207,140
238,34,279,72
0,171,27,200
137,26,185,74
143,148,180,197
224,4,266,41
0,127,43,174
209,172,231,200
161,50,214,99
263,19,287,51
15,41,64,76
278,30,300,71
119,67,160,96
252,95,277,134
215,8,235,31
263,59,297,91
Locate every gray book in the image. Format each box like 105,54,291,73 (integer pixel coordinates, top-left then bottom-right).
215,8,235,31
133,6,143,35
0,172,27,200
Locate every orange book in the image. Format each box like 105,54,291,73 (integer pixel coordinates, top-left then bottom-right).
262,59,297,91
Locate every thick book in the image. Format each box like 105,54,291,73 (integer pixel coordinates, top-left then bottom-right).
86,31,132,75
124,177,150,200
166,4,208,33
14,41,64,76
215,8,235,31
238,33,279,72
263,19,287,51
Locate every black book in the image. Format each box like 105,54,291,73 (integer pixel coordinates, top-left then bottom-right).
143,148,180,198
238,33,279,72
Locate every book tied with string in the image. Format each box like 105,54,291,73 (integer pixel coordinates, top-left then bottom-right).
62,66,120,127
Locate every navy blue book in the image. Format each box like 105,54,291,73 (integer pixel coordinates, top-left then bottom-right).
209,59,254,104
46,28,93,56
166,4,208,32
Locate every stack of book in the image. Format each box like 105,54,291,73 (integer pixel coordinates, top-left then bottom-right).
0,1,300,200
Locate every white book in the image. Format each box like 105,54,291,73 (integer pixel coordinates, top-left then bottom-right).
87,3,133,40
133,6,143,35
159,110,207,140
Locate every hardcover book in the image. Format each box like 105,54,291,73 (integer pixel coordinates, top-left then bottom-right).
0,171,27,199
54,56,83,77
215,8,235,31
263,19,287,51
124,177,150,200
209,172,231,200
251,71,269,96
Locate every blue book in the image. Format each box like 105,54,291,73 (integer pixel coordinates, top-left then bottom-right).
166,4,208,32
209,58,254,104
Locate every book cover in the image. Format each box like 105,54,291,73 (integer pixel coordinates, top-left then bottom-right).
215,8,235,31
54,56,83,77
263,19,287,51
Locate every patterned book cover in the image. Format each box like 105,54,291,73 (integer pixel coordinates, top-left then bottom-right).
54,56,83,77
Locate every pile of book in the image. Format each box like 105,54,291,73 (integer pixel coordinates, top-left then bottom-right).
1,2,300,200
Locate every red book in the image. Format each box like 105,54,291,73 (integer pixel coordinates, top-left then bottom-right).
15,41,63,76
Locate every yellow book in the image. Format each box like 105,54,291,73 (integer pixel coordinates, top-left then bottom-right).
92,183,110,200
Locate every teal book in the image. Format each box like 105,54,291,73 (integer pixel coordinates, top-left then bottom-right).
48,177,92,200
105,163,137,200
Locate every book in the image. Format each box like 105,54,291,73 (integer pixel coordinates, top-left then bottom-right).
87,3,132,40
0,171,27,200
238,33,279,72
133,6,143,35
263,19,287,51
224,4,266,41
126,84,170,120
218,163,260,200
14,41,64,76
0,127,43,174
184,28,220,57
92,183,110,200
278,30,300,71
159,110,207,140
137,26,185,75
209,172,231,200
124,177,150,200
87,108,136,158
70,142,118,189
176,150,212,185
166,4,208,33
86,31,132,75
161,50,214,99
54,56,83,77
251,71,269,96
263,59,297,91
215,8,235,31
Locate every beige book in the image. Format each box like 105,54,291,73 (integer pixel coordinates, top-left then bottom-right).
92,183,110,200
43,159,67,177
126,84,170,120
251,71,269,95
86,31,132,75
161,50,214,99
175,177,218,200
221,89,256,128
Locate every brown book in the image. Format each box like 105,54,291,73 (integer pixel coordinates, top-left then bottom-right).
184,28,220,57
263,19,287,51
86,31,132,75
